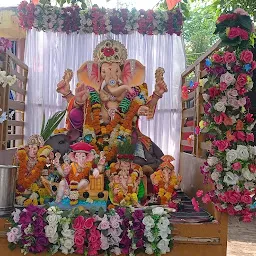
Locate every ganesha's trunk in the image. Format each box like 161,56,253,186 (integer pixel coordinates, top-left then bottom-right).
107,84,128,97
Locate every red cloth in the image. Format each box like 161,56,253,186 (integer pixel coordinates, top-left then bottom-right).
166,0,181,10
70,141,94,152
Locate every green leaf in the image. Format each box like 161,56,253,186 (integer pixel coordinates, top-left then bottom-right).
98,207,105,218
40,110,66,141
8,243,16,251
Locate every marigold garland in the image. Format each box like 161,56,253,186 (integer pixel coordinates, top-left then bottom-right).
16,149,47,190
69,162,92,182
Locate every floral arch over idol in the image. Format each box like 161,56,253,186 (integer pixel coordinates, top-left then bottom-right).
14,39,181,210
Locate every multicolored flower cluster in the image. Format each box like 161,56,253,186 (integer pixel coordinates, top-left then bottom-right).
215,8,253,48
7,206,173,255
194,9,256,222
17,1,183,35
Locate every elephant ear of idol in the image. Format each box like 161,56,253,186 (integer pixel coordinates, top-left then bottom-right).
77,59,145,90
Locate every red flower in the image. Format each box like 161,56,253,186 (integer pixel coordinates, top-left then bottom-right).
241,191,252,204
212,53,223,63
245,113,254,123
246,133,254,142
228,27,240,39
236,73,248,86
240,50,253,63
103,47,115,57
249,164,256,173
232,162,242,171
223,51,236,63
213,140,229,151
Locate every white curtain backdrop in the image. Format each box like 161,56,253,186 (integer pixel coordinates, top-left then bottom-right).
24,29,185,170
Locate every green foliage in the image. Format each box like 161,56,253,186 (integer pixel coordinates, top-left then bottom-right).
183,3,218,65
117,139,135,156
40,110,66,141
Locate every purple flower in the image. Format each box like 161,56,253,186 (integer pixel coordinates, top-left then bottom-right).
213,66,226,76
204,103,212,114
135,228,144,237
116,207,126,218
136,238,144,248
132,210,144,220
19,212,32,225
233,65,242,73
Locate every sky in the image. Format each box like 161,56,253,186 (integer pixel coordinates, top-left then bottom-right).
0,0,160,9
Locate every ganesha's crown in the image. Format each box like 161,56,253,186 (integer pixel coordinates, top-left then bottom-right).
93,39,128,65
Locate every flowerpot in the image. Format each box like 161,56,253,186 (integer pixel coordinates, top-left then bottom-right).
0,165,17,217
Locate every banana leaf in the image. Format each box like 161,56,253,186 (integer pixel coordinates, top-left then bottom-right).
41,110,66,141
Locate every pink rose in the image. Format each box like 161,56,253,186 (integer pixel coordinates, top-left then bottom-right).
216,163,223,172
239,29,249,40
227,205,235,215
241,192,252,204
251,61,256,70
249,164,256,173
213,140,229,151
73,216,85,230
76,247,85,255
236,73,247,86
191,197,200,212
7,232,16,243
88,230,101,244
220,82,227,91
245,113,254,123
98,218,110,230
196,190,203,198
227,190,241,204
223,51,236,63
75,229,86,238
232,162,242,171
246,133,254,142
226,89,238,98
228,27,240,39
84,217,94,229
240,50,253,63
243,213,253,222
214,115,224,125
75,235,85,247
219,193,228,203
238,97,246,106
212,53,223,63
202,193,211,204
234,8,249,16
220,72,235,86
109,215,121,229
235,131,246,141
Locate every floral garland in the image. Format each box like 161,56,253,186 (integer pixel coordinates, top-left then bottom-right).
192,9,256,222
17,1,183,35
16,149,47,190
7,206,173,255
0,37,12,53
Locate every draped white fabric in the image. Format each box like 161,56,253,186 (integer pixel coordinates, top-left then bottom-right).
24,29,185,170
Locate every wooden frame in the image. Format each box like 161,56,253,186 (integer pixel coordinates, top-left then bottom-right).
0,50,28,152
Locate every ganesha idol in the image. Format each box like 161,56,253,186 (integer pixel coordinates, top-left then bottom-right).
56,39,168,165
41,141,108,209
14,135,54,206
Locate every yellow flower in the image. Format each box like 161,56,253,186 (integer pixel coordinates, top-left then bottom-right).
226,27,230,36
247,76,252,83
158,188,165,197
241,106,246,113
32,198,38,206
38,188,48,197
131,193,138,203
199,78,208,87
199,120,205,129
23,198,33,207
30,183,39,192
39,197,44,205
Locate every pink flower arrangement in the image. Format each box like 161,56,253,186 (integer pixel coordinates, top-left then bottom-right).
17,1,183,35
0,37,12,53
197,8,256,222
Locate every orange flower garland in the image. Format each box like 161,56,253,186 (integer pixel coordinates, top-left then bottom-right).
16,149,47,190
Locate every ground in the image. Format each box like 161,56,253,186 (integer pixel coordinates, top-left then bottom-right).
228,217,256,256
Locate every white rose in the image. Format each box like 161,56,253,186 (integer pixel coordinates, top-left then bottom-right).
214,101,226,112
237,145,249,160
157,239,170,254
152,207,165,216
223,172,239,185
159,228,171,239
145,244,154,255
142,216,155,228
207,156,219,166
244,182,255,189
242,168,255,181
202,93,210,102
11,209,21,223
49,232,58,244
249,146,256,156
60,245,69,255
211,171,220,181
46,214,60,225
63,238,74,250
220,72,236,86
226,149,238,163
61,229,74,238
145,230,154,242
234,205,243,211
216,183,223,190
45,225,57,238
62,223,70,231
111,247,121,255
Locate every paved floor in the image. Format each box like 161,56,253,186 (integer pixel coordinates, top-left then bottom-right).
227,217,256,256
